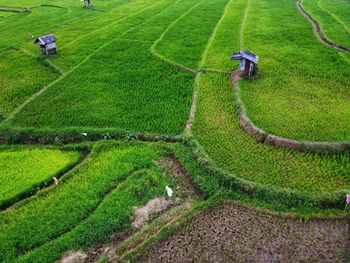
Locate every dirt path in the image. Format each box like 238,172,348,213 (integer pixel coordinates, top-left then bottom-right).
140,201,350,263
296,0,350,52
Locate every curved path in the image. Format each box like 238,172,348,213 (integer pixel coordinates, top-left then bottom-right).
296,0,350,52
231,73,350,153
229,0,350,153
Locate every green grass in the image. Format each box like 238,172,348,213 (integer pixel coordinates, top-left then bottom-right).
316,0,350,30
154,0,229,70
192,0,350,194
194,73,350,193
239,0,350,142
0,141,172,263
0,0,349,261
9,39,194,135
0,0,233,136
0,49,59,115
18,166,169,263
0,146,80,209
302,0,350,47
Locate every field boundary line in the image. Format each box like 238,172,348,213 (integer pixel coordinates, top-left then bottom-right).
231,72,350,153
119,201,196,261
3,1,179,123
317,0,350,34
296,0,350,52
13,46,65,75
150,0,210,74
240,0,252,51
4,74,66,123
61,0,164,49
16,166,151,260
185,72,201,133
0,149,90,213
112,38,153,43
200,68,231,74
198,0,233,68
185,0,240,134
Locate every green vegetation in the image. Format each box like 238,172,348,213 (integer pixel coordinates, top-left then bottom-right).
240,0,350,142
154,0,228,70
0,141,171,262
0,0,350,260
192,0,350,193
0,146,80,209
194,73,350,193
1,0,231,136
0,49,58,114
302,0,350,47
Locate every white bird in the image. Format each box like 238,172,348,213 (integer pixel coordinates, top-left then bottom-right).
53,177,59,185
165,186,173,198
81,132,88,136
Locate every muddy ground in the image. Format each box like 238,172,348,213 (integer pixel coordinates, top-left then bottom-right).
139,201,349,263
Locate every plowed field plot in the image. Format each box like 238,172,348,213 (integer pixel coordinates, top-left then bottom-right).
140,201,349,263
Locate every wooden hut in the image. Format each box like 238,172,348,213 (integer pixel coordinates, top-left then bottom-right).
34,34,57,55
84,0,92,8
231,50,259,76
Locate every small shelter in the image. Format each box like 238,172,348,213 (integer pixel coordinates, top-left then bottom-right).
231,50,259,76
34,34,57,55
84,0,92,8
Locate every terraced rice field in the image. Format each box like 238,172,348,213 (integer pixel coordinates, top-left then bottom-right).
0,142,173,262
0,145,80,209
0,0,349,261
302,0,350,47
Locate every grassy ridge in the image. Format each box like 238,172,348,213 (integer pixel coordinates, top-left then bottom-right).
302,0,350,47
17,166,169,263
0,141,170,262
9,40,194,135
0,146,80,209
0,50,58,114
316,0,350,30
155,0,229,70
5,0,231,135
192,0,350,193
194,73,350,193
240,0,350,142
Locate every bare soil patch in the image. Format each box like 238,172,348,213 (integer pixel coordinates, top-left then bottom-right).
140,201,349,263
157,156,204,200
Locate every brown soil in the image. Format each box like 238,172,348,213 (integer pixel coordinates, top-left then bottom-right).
139,201,350,263
86,230,130,263
157,156,204,200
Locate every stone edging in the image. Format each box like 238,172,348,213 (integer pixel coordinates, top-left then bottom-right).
296,0,350,53
231,72,350,153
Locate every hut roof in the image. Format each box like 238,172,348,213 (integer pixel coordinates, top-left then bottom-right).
231,50,259,64
34,34,57,45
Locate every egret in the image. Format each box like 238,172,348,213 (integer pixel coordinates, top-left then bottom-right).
165,186,173,198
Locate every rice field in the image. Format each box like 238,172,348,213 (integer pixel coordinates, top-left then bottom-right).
239,0,350,142
0,146,80,209
302,0,350,47
0,0,350,261
1,0,231,135
0,141,172,262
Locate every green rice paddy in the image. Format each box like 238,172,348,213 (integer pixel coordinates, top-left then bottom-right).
1,0,349,260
